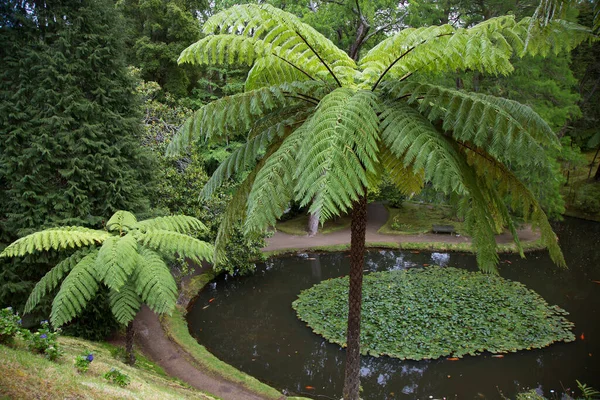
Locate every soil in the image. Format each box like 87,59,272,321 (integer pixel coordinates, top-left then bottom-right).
133,202,540,399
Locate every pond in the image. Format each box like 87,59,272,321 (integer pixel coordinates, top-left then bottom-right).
187,217,600,399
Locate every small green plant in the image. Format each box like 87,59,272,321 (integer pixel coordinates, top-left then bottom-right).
74,351,94,373
24,320,61,361
0,307,22,344
104,368,131,387
577,380,600,400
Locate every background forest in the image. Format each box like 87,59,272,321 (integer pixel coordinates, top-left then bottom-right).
0,0,599,338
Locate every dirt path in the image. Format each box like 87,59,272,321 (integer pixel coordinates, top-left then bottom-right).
134,202,539,399
264,202,539,252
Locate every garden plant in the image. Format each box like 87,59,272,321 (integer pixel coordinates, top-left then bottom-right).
167,4,592,398
0,211,213,365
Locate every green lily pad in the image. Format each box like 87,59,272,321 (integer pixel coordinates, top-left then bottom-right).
292,267,575,360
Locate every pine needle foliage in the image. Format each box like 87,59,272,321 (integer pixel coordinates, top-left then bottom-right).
169,4,591,275
0,212,214,328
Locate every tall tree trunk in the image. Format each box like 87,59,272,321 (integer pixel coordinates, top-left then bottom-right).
342,194,367,400
307,209,320,237
125,321,136,366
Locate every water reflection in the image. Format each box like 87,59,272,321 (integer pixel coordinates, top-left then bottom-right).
187,218,600,399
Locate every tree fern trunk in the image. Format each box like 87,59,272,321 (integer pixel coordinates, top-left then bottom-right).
342,194,367,400
125,321,136,366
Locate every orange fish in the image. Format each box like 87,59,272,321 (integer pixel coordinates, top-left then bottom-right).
305,386,315,390
209,298,215,303
580,332,585,340
491,355,504,358
592,280,600,284
447,357,459,361
423,264,430,266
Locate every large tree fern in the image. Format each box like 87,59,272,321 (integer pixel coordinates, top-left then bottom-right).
168,4,592,399
0,211,213,364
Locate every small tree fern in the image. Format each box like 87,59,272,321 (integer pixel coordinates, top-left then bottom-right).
167,4,593,399
0,211,213,364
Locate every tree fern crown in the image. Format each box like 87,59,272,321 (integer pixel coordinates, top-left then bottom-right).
168,4,592,272
0,212,214,327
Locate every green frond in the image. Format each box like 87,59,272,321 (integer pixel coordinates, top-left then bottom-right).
108,280,142,325
166,86,294,155
24,249,91,314
49,250,100,327
178,34,265,67
380,148,424,197
214,141,282,263
95,235,139,291
379,102,468,195
385,82,552,169
197,4,356,85
134,248,178,316
133,215,208,235
106,211,138,234
244,125,305,232
294,88,381,221
136,230,213,265
520,17,592,57
200,108,310,200
0,227,109,258
246,55,312,90
464,147,565,267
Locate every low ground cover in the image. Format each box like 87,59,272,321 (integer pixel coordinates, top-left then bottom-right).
293,267,575,360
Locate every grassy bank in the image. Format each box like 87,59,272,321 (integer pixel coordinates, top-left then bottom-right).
378,202,467,235
0,336,214,400
163,271,310,400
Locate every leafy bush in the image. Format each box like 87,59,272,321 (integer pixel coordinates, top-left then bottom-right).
293,267,575,360
104,368,131,387
374,177,406,208
573,183,600,215
74,352,94,373
0,307,22,344
24,321,61,361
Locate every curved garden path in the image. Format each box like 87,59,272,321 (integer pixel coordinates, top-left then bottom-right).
134,202,540,399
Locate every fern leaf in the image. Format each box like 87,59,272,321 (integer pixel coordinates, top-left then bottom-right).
246,55,312,90
49,250,100,327
0,227,109,258
136,230,213,265
108,280,142,325
134,248,178,316
106,211,138,233
134,215,208,235
95,235,139,291
294,88,381,221
166,86,293,155
24,249,91,314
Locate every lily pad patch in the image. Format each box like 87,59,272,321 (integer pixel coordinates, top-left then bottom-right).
292,267,575,360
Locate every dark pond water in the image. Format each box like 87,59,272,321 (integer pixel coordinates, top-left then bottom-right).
187,218,600,399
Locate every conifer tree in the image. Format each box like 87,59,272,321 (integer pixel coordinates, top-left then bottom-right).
168,4,591,399
0,0,155,310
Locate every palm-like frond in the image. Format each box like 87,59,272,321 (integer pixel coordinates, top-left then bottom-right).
50,250,100,327
106,211,137,233
386,82,554,169
295,88,381,220
95,235,139,291
136,230,213,264
0,227,109,257
108,280,142,325
24,249,91,314
133,215,208,235
196,4,356,84
134,248,178,315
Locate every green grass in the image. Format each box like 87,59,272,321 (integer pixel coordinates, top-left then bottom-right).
0,336,215,400
276,214,351,235
378,202,467,235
